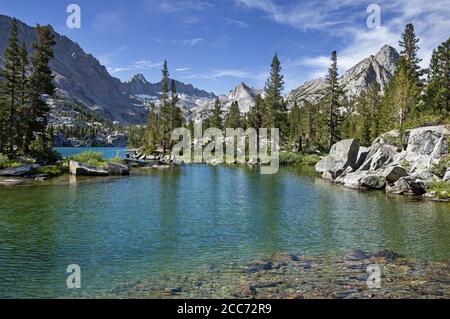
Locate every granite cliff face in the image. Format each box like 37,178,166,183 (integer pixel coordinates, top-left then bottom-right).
0,15,147,124
1,15,401,125
287,45,400,105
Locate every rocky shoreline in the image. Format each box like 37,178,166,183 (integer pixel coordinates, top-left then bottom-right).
315,125,450,202
103,250,450,299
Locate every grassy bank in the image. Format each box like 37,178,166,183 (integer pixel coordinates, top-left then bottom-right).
279,152,321,166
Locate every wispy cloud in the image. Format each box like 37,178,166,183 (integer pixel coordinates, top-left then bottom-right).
182,68,267,84
225,19,249,28
237,0,450,88
108,60,162,74
234,0,360,31
175,67,192,72
154,37,205,46
98,46,127,66
146,0,213,14
92,11,125,32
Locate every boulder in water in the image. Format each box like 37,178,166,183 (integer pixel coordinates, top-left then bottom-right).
103,162,129,176
69,161,109,176
315,139,359,178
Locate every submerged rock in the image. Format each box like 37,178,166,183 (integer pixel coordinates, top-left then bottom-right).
69,161,109,176
0,164,41,177
361,175,386,189
103,162,129,176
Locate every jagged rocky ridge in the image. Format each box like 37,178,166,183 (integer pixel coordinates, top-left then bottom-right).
1,14,400,125
287,45,400,106
315,126,450,200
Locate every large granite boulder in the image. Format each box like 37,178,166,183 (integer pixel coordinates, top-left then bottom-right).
386,126,449,175
354,147,369,170
315,139,360,178
0,164,41,177
386,176,432,195
406,126,448,159
361,175,386,190
380,166,408,184
69,161,109,176
103,163,129,176
358,143,398,171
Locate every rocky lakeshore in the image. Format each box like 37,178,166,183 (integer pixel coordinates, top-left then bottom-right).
104,250,450,299
315,125,450,201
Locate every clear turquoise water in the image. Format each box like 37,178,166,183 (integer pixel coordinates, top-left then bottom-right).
0,163,449,298
54,147,127,159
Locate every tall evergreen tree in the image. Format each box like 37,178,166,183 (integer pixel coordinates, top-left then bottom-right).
391,57,420,144
146,103,159,153
247,94,263,130
399,23,423,83
0,18,20,155
159,60,171,153
324,50,345,151
425,38,450,113
262,54,287,143
224,101,241,129
170,79,183,131
288,101,304,152
26,24,56,153
209,97,223,129
17,41,30,153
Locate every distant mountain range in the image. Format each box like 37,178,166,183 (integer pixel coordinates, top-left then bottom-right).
0,15,400,126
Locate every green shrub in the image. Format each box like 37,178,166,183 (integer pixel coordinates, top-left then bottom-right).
0,154,8,168
427,181,450,200
279,152,321,166
67,151,102,167
33,165,68,177
432,155,450,178
0,154,23,169
104,156,124,164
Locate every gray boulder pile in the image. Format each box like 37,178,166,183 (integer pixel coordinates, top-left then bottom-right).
315,125,449,198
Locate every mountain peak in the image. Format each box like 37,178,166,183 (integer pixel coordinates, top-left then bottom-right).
287,45,400,105
127,73,148,84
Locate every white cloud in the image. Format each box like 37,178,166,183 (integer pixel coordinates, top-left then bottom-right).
238,0,450,89
154,37,205,46
175,67,192,72
182,68,266,81
92,11,124,32
225,19,249,28
108,60,162,74
98,46,127,66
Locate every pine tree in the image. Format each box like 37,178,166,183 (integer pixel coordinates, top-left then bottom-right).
159,60,171,153
247,94,263,130
26,24,56,153
324,51,345,151
0,18,21,156
224,101,241,129
170,79,183,132
367,83,382,140
356,91,372,146
146,103,159,153
399,23,424,83
209,97,223,129
288,101,303,152
425,38,450,113
262,54,287,143
17,42,30,154
391,57,420,145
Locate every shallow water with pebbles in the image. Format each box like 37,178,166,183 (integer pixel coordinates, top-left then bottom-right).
106,250,450,299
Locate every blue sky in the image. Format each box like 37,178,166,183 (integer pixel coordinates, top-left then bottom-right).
1,0,449,94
